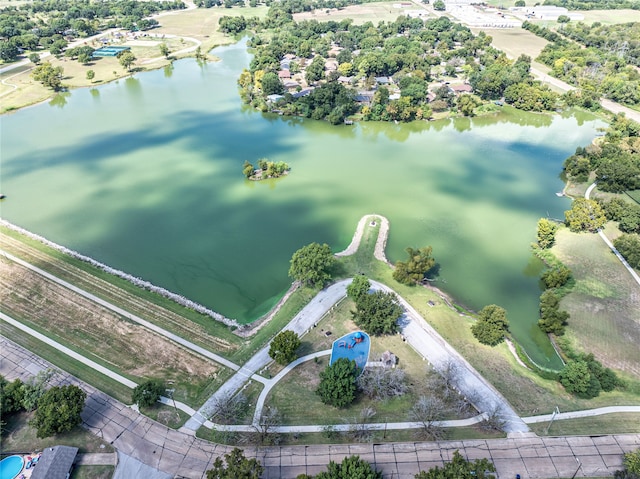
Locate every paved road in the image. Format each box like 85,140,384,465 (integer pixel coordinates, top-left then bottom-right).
3,336,640,479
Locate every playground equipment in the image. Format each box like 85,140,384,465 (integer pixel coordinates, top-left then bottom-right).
330,331,370,373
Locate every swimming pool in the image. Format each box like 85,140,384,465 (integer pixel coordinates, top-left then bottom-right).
0,455,24,479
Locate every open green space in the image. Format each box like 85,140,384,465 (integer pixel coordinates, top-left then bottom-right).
69,465,115,479
0,321,133,404
0,410,114,453
530,413,640,436
140,403,191,429
293,2,424,25
552,226,640,379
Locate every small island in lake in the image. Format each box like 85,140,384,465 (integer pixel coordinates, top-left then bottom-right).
243,158,291,180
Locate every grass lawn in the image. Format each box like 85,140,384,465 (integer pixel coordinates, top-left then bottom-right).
552,226,640,379
69,465,115,479
140,404,191,429
0,321,133,405
476,27,550,60
0,410,114,454
293,2,428,25
529,413,640,436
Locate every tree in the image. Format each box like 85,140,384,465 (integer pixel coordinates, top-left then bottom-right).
565,198,606,232
254,405,282,444
470,304,509,346
288,242,335,287
31,62,64,91
316,455,383,479
514,0,525,5
358,367,406,400
242,160,255,178
0,376,25,415
614,234,640,269
617,449,640,478
78,52,92,64
559,360,592,396
21,369,55,411
393,246,436,285
118,50,136,71
208,392,248,424
0,40,20,62
316,358,358,408
415,450,496,479
306,55,326,84
269,330,301,365
159,43,170,58
132,379,165,407
86,70,95,81
557,14,570,23
457,94,481,116
351,290,403,335
206,447,263,479
541,265,572,289
30,385,86,438
433,0,446,10
29,53,40,64
409,396,445,440
538,289,569,335
260,71,283,95
346,275,371,302
536,218,558,249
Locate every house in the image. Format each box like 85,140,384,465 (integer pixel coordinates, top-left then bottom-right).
374,76,393,86
389,93,401,101
337,76,353,84
292,88,313,98
324,59,338,71
450,84,473,94
278,70,291,80
267,94,285,102
354,91,375,105
31,446,78,479
283,80,300,89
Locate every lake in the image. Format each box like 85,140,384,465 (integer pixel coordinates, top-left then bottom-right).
0,39,604,368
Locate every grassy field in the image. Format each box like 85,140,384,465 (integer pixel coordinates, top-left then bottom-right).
1,410,114,454
552,226,640,379
69,466,115,479
293,2,428,25
530,413,640,436
478,28,550,60
0,254,224,407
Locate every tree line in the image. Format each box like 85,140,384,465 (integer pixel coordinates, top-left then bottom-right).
523,21,640,107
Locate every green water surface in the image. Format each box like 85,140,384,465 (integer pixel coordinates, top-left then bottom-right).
0,40,604,368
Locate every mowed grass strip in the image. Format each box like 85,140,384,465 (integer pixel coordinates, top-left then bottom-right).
0,323,132,404
0,256,224,406
529,413,640,436
552,226,640,379
0,227,242,355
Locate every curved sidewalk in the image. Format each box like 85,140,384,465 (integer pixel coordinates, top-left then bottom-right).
3,336,639,479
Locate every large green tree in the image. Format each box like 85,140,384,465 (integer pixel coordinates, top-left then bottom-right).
538,289,569,335
315,455,383,479
316,358,358,408
118,50,137,71
346,275,371,302
31,61,64,91
614,234,640,269
268,330,301,365
288,242,335,287
565,198,606,232
351,290,403,335
470,304,509,346
415,450,496,478
393,246,436,285
559,360,592,396
536,218,558,249
31,385,86,438
132,379,165,408
206,447,263,479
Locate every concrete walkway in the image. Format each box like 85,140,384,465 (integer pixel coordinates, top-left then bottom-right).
584,183,640,288
3,336,640,479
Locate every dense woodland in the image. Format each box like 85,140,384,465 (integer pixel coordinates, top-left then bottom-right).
233,6,562,123
543,0,640,9
0,0,185,61
524,20,640,106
